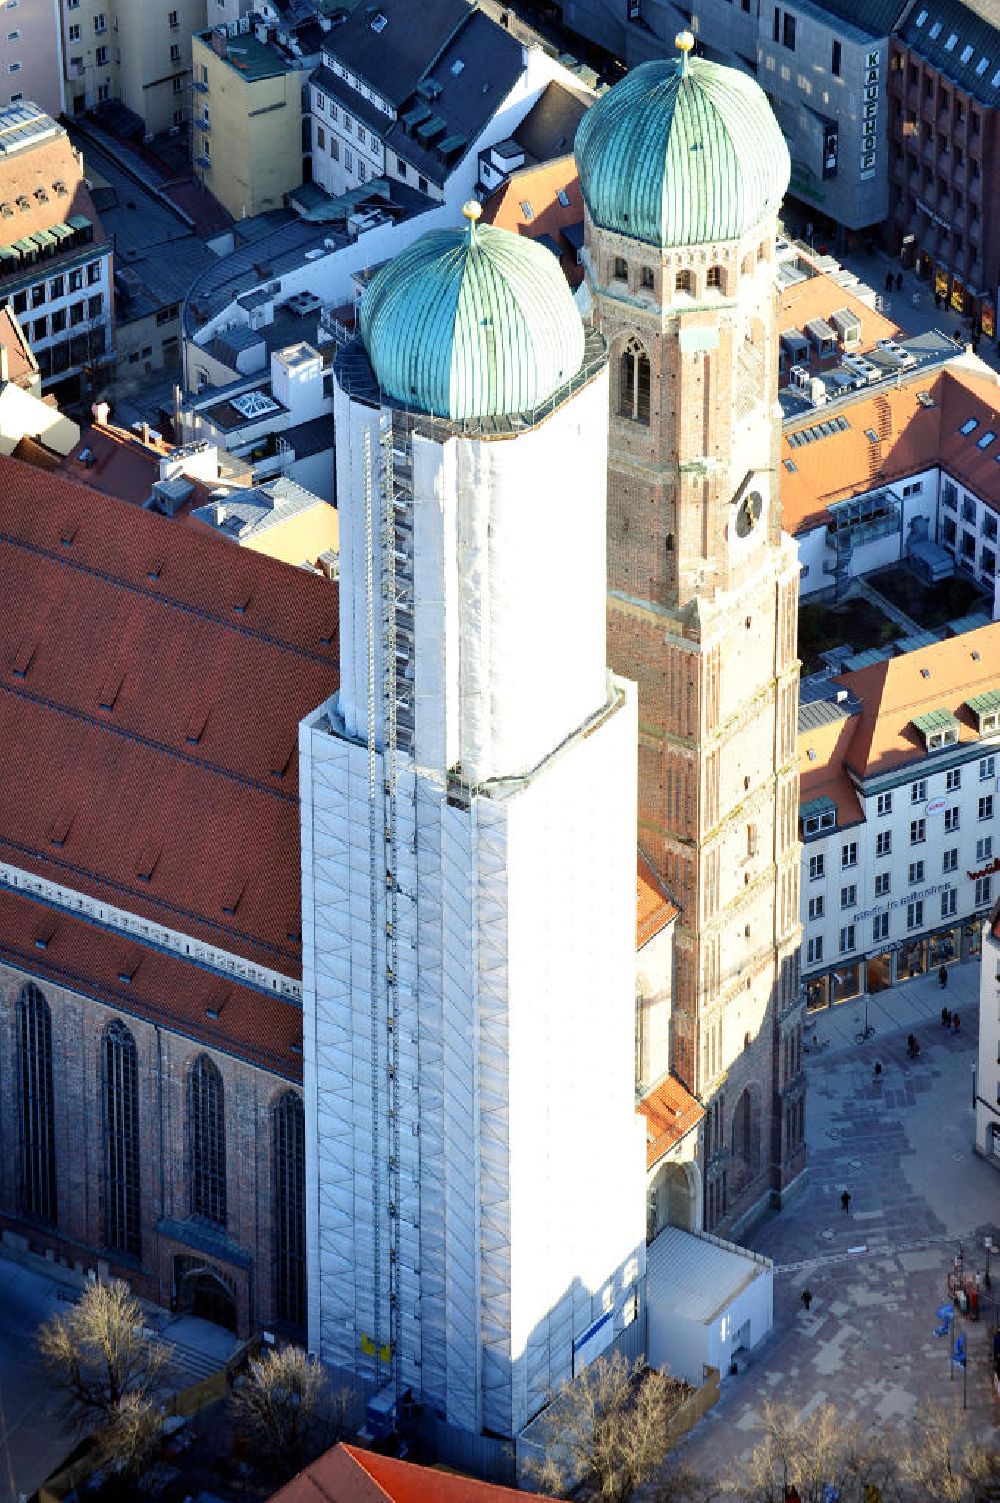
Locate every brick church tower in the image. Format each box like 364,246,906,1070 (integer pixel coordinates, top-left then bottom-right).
577,34,805,1232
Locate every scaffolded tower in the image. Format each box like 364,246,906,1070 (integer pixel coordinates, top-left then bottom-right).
300,207,647,1438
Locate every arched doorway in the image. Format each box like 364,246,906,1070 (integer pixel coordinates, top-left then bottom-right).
174,1256,237,1331
647,1159,701,1242
730,1086,762,1197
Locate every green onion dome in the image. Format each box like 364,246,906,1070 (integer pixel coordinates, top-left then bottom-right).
575,32,790,250
359,203,586,421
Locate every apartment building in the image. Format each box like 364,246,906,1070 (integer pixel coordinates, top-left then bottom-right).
0,0,63,118
0,104,113,392
889,0,1000,338
560,0,909,233
799,624,1000,1010
61,0,207,135
309,0,575,209
192,27,303,220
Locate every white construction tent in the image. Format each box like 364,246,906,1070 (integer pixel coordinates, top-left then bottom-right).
646,1227,773,1385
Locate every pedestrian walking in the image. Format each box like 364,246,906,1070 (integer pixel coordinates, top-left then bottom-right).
801,1288,813,1311
953,1012,961,1034
841,1188,851,1213
885,271,893,293
935,290,943,308
873,1060,883,1080
939,963,949,989
942,1005,951,1027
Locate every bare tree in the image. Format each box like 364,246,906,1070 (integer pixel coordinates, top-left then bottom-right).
96,1391,163,1480
37,1279,171,1434
525,1350,689,1503
230,1345,336,1469
729,1403,903,1503
902,1406,1000,1503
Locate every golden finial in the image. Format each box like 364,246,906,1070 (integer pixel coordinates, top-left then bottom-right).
676,29,694,71
462,199,482,240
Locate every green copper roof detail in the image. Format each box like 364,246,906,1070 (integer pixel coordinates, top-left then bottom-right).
575,50,791,249
360,207,585,422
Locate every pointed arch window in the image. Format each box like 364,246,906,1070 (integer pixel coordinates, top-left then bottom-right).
619,336,650,425
104,1021,141,1257
273,1091,306,1327
17,983,57,1225
706,264,724,290
190,1055,226,1227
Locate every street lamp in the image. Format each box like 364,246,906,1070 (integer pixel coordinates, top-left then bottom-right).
985,1236,994,1290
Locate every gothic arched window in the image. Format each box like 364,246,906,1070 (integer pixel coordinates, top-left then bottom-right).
104,1021,141,1257
273,1091,306,1327
706,264,724,290
619,337,650,425
17,983,57,1225
190,1055,226,1226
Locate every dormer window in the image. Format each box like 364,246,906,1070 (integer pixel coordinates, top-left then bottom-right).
801,797,837,838
913,708,960,751
967,690,1000,735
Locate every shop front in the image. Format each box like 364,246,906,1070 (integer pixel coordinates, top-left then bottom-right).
805,923,969,1010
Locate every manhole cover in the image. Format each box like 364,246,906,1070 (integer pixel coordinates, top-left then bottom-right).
822,1229,835,1241
952,1151,964,1161
849,1159,863,1168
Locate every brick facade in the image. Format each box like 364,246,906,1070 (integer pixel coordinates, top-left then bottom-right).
586,210,806,1235
0,960,303,1339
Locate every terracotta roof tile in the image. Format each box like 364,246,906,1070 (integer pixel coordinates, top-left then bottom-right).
798,712,864,825
0,132,108,287
780,363,1000,536
0,887,302,1079
637,1077,704,1170
637,851,678,949
480,155,584,287
837,622,1000,778
0,454,338,999
268,1444,553,1503
0,302,38,388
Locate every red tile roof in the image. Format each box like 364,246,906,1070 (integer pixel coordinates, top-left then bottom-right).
637,1077,703,1170
780,363,1000,535
0,131,109,290
798,712,864,826
637,852,678,949
0,887,302,1078
0,303,39,389
836,622,999,778
0,455,338,1006
480,155,584,287
268,1444,557,1503
779,272,900,361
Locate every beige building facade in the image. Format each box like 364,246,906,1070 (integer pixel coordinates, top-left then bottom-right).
192,28,302,221
0,0,63,117
579,47,805,1238
61,0,207,134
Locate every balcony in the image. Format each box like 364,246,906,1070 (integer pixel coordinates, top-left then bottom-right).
195,114,210,132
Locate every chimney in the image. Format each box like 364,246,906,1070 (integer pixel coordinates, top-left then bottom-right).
141,421,152,446
91,399,110,425
0,345,8,383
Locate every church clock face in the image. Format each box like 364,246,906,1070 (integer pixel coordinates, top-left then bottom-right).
735,489,763,538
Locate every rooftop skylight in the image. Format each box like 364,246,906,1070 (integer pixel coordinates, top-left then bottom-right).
959,418,979,434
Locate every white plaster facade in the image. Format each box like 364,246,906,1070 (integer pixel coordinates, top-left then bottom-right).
975,906,1000,1162
299,356,646,1438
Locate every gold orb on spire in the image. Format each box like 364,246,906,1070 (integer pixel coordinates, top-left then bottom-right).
675,28,695,51
462,199,483,223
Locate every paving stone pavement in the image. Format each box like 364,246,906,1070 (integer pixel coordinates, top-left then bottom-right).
671,958,1000,1480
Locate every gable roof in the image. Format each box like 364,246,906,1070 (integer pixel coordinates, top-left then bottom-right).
798,705,864,825
899,0,1000,106
780,363,1000,535
836,622,1000,777
0,455,338,1000
637,1076,704,1170
636,851,678,948
481,155,584,286
268,1443,555,1503
0,123,108,290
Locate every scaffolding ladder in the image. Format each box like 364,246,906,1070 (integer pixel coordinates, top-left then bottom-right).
378,411,416,1402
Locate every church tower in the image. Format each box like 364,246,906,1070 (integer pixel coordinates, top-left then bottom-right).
576,36,805,1232
300,208,647,1439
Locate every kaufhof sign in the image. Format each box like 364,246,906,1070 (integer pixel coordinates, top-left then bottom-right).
854,881,952,925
